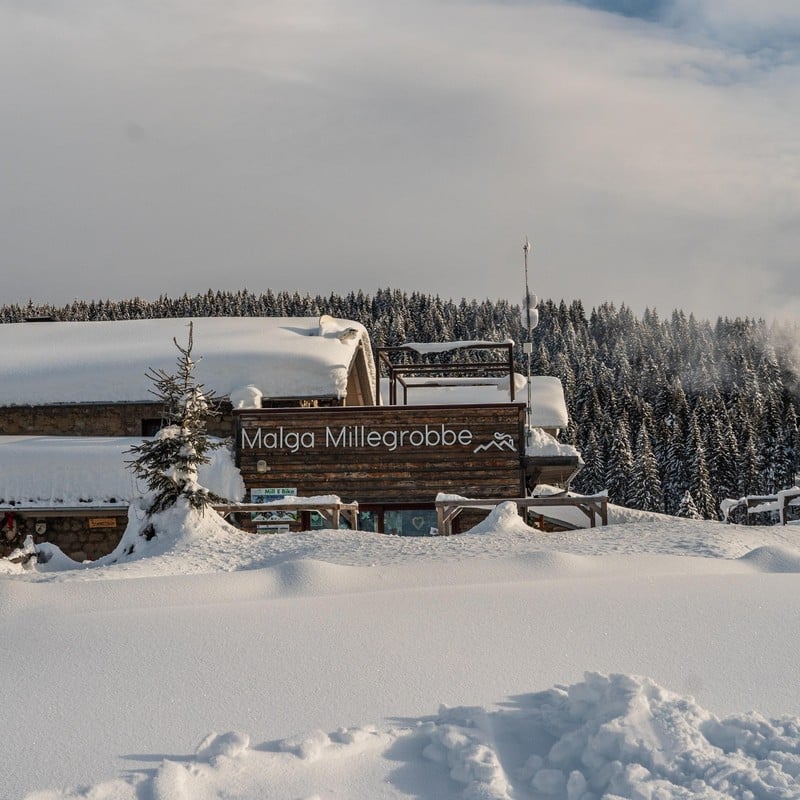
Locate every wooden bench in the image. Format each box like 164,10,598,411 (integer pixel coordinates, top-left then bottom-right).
435,494,608,536
213,500,359,531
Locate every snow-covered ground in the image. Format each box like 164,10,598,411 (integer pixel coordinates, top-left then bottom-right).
3,504,800,799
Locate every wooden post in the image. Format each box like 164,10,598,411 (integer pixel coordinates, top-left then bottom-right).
437,504,446,536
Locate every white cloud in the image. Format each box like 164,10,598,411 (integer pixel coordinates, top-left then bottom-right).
0,0,798,321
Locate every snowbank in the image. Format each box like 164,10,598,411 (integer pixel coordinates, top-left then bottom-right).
421,672,800,799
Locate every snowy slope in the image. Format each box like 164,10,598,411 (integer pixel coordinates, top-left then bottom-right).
2,507,800,799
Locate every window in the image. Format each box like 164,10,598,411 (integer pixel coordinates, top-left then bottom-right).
384,509,438,536
141,418,164,437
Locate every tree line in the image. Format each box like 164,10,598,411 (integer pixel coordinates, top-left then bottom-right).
3,289,798,519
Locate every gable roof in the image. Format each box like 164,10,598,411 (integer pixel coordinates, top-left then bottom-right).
0,316,375,406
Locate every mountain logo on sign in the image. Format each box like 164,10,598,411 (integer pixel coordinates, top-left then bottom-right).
473,432,516,453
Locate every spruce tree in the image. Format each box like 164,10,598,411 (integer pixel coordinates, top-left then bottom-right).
785,404,800,486
573,426,603,494
631,420,664,513
605,416,635,507
738,425,761,497
127,322,222,515
686,411,716,519
676,490,702,520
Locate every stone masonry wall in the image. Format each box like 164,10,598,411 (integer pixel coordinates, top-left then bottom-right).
0,514,126,562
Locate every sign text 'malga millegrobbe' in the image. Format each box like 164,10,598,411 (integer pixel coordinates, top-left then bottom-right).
241,423,481,454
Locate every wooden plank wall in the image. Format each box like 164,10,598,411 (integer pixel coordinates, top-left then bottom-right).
235,404,526,504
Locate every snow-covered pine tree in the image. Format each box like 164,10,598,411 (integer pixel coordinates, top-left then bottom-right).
127,322,222,515
631,418,664,513
676,490,702,520
604,415,635,507
737,423,761,497
573,426,604,494
785,404,800,485
709,411,740,506
686,410,716,519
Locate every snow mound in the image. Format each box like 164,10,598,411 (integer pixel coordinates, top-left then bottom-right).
422,672,800,799
32,498,246,572
270,558,369,596
195,730,250,762
279,729,333,761
107,500,244,562
28,674,800,799
739,545,800,573
526,426,580,458
464,501,539,536
229,384,263,409
513,549,602,577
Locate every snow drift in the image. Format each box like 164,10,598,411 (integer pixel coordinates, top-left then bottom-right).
26,673,800,800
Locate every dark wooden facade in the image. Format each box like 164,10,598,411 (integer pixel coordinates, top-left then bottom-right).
0,401,235,438
235,404,527,531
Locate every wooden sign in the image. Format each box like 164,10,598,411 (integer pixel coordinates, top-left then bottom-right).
88,517,118,529
235,404,526,505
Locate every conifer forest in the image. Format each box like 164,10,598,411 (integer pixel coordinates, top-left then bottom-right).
3,288,798,521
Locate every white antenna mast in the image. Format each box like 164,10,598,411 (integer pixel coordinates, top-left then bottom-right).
522,236,538,448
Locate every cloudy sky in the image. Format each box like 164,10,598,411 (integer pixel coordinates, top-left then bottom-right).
2,0,799,321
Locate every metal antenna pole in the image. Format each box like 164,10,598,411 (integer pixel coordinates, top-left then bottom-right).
523,236,533,447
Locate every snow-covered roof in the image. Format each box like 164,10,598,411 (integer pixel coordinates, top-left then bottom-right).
380,374,569,429
0,316,373,406
525,426,580,458
0,436,245,508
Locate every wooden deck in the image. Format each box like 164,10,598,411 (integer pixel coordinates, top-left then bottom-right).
435,494,608,535
213,501,360,531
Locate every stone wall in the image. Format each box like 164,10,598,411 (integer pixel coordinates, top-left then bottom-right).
0,513,127,562
0,402,236,438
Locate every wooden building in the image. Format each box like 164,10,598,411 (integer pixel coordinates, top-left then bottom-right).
0,316,580,557
0,316,373,558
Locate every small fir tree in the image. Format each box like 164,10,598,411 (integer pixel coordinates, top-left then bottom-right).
676,490,703,520
127,322,222,515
